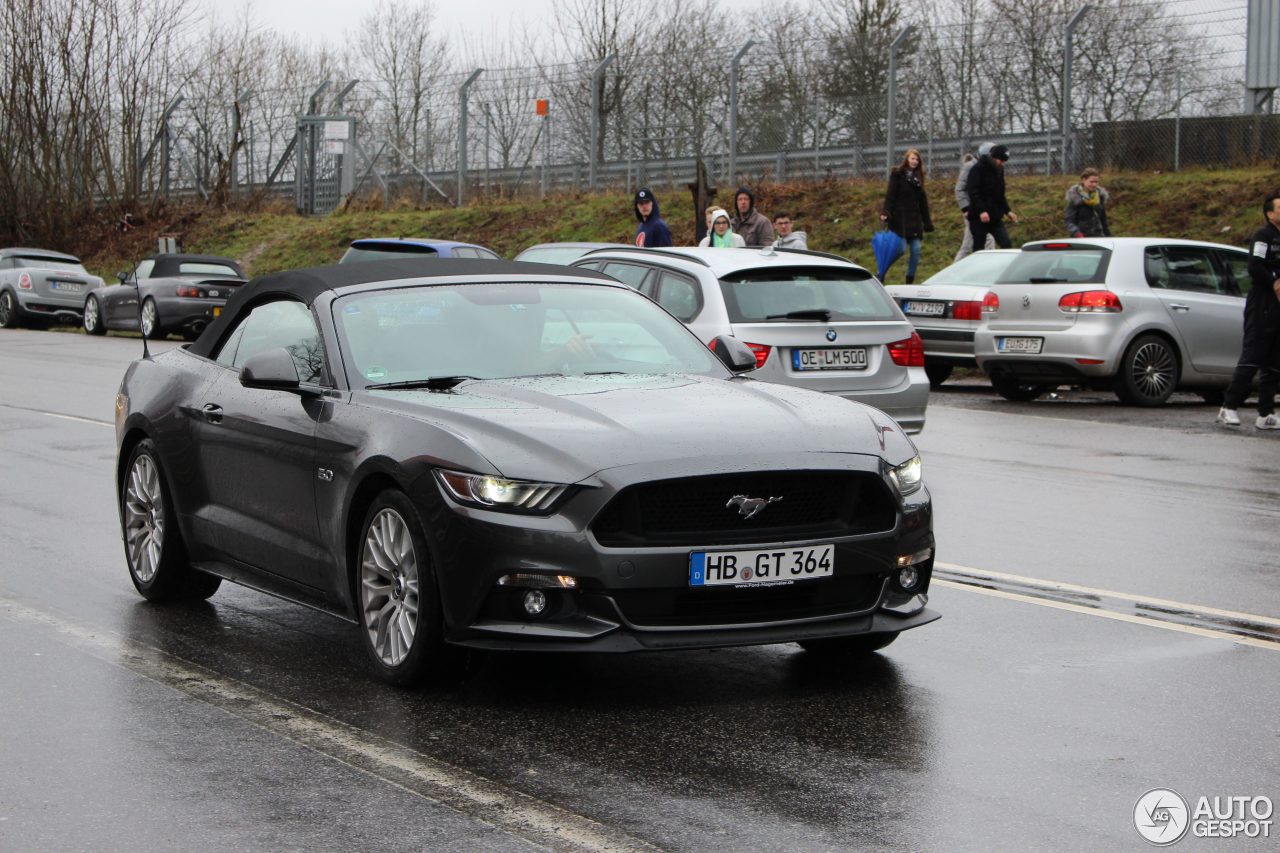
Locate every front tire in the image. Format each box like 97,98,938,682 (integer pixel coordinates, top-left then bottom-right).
1114,334,1178,406
356,490,463,686
121,439,221,601
83,295,107,335
140,297,163,339
799,632,899,656
990,373,1053,402
0,290,21,328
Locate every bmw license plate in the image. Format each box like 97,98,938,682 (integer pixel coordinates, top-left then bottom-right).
904,300,945,317
792,348,867,371
690,544,834,587
997,336,1044,354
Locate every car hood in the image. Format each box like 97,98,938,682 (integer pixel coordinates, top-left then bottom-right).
357,373,916,483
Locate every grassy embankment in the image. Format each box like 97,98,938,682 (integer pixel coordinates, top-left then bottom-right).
78,167,1280,283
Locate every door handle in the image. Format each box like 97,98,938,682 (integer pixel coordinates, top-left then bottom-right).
1169,303,1190,312
201,404,223,424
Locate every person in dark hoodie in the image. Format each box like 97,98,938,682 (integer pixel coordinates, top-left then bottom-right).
965,143,1018,250
731,187,774,247
633,187,673,248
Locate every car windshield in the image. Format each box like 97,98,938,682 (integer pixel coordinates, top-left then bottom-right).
333,282,723,387
997,248,1110,284
718,267,899,322
178,262,241,277
517,247,595,265
923,251,1018,285
15,257,86,273
341,244,440,263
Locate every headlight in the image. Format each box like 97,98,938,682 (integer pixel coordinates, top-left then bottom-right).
434,469,570,513
888,455,923,496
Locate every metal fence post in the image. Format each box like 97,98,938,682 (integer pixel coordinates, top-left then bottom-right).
886,27,915,175
231,91,253,200
1061,5,1090,173
729,39,755,186
1174,68,1183,172
589,55,615,190
458,68,483,207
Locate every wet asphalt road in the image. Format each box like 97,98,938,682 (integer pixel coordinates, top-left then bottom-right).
1,330,1278,852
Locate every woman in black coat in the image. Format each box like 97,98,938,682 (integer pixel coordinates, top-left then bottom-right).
880,148,934,283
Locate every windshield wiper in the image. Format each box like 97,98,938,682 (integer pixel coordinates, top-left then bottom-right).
365,375,480,390
765,309,831,321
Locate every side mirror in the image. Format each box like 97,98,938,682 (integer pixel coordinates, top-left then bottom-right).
116,271,128,284
709,335,758,373
240,348,303,391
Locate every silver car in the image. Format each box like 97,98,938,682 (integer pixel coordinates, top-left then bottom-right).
574,246,930,433
885,249,1019,387
974,238,1250,405
0,248,104,329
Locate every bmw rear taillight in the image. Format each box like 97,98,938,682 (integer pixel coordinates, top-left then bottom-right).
982,291,1000,314
888,332,925,367
175,285,203,298
746,342,771,369
952,300,983,321
18,273,32,290
1059,290,1122,313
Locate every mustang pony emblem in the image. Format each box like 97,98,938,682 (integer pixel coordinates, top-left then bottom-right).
726,494,783,520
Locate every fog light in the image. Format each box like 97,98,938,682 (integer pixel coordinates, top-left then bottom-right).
897,565,920,591
897,547,932,568
522,589,548,616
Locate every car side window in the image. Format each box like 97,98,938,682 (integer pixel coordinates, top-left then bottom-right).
1143,249,1168,289
213,299,325,384
451,248,476,258
1216,250,1251,296
133,259,155,281
1160,247,1224,294
475,248,501,260
601,262,653,295
655,271,701,322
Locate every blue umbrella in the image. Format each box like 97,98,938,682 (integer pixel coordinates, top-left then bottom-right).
872,226,905,280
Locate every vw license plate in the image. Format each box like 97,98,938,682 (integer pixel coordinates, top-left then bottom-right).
904,300,946,317
997,336,1043,354
690,544,834,587
792,348,867,371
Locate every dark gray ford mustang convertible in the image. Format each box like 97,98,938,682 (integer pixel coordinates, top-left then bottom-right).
114,259,937,684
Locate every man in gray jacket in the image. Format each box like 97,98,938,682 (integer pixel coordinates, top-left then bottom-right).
731,187,775,247
954,144,996,261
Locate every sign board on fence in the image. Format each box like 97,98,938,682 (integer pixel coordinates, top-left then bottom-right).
536,99,549,117
324,121,350,141
324,139,345,155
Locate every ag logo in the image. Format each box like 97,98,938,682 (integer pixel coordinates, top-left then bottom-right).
1134,788,1190,845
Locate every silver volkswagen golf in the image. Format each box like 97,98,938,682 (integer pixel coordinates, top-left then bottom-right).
974,238,1250,405
574,246,930,433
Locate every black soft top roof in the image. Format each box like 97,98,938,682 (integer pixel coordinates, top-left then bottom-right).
187,258,617,358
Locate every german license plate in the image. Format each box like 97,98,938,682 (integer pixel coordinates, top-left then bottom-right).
689,544,834,587
51,281,84,293
997,336,1043,354
904,300,945,317
792,347,867,371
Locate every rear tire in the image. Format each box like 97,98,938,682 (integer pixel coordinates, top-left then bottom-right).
990,373,1053,402
121,439,221,601
83,295,107,335
356,490,467,686
799,632,899,656
1114,334,1178,407
925,363,953,388
0,290,21,328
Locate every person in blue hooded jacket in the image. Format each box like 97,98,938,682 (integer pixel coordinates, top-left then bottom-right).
633,187,673,248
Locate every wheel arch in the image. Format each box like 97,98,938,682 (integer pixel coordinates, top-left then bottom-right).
344,470,409,604
1123,325,1184,375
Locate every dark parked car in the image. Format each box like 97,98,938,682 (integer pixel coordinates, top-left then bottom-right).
0,248,104,329
114,258,937,685
84,254,246,340
339,237,501,263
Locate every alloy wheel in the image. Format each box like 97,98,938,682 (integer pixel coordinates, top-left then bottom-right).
141,299,157,337
84,297,99,332
1128,340,1175,402
360,508,420,667
123,453,165,584
0,292,14,327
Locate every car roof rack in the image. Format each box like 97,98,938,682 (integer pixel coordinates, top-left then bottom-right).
577,246,712,268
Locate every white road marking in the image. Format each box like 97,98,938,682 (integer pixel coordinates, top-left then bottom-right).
43,411,112,427
0,595,657,853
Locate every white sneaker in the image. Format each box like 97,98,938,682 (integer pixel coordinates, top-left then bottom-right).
1257,414,1280,430
1216,407,1240,426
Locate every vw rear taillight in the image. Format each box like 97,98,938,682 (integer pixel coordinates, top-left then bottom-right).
952,300,983,321
1059,290,1121,313
888,332,925,367
746,342,771,369
175,285,203,298
982,291,1000,313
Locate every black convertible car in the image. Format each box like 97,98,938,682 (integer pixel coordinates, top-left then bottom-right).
85,253,245,340
114,259,937,684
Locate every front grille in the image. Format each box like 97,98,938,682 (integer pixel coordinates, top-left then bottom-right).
605,574,885,627
591,471,897,547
